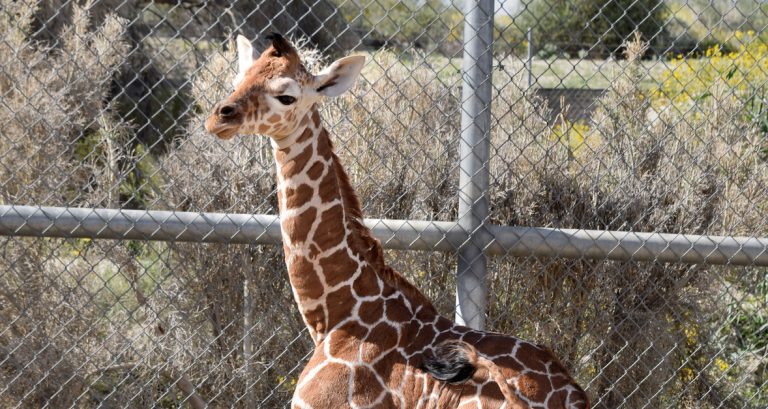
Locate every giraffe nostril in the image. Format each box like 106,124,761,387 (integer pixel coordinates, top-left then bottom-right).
219,104,237,118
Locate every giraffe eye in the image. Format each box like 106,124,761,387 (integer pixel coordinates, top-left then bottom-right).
276,95,296,105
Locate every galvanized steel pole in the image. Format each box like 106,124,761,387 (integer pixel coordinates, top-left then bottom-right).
527,27,533,89
2,205,767,266
456,0,495,329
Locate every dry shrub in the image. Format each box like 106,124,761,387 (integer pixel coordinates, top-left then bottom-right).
0,1,134,407
484,35,766,408
1,16,765,406
0,0,130,206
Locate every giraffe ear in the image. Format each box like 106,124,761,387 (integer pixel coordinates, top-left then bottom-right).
314,55,365,97
234,35,257,87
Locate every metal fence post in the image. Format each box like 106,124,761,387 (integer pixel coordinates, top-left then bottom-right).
455,0,494,330
527,27,533,89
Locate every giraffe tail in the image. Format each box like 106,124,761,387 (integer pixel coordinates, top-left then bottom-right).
423,340,526,408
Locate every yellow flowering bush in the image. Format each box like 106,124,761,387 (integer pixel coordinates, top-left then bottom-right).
658,30,768,105
551,120,598,159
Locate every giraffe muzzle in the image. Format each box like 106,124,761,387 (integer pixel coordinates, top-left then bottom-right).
205,102,243,139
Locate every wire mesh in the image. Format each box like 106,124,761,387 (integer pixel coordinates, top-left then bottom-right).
0,0,766,408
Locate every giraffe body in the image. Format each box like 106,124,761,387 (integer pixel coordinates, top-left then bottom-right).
205,33,589,409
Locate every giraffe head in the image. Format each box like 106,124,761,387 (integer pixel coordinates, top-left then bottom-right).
205,33,365,144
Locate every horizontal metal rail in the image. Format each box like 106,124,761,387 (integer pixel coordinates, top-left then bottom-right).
1,205,766,266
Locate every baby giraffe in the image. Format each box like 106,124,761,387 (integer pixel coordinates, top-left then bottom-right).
205,33,589,409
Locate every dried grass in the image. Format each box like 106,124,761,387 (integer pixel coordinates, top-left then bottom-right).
0,16,765,408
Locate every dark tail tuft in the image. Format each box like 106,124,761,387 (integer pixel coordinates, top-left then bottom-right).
423,340,527,408
422,340,477,384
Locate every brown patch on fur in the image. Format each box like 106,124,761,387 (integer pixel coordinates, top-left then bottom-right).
407,325,436,354
550,373,572,389
316,129,334,160
372,351,405,387
481,382,506,402
296,362,349,407
328,322,365,358
319,248,359,287
318,170,339,203
549,367,571,388
274,149,287,163
515,344,550,373
312,204,345,251
297,126,314,143
303,304,326,335
359,300,384,324
518,372,551,402
285,184,314,209
352,265,380,297
476,335,514,356
300,113,310,127
326,285,354,327
460,331,484,344
549,389,570,409
381,281,396,297
289,255,323,300
307,161,325,180
351,366,392,407
308,243,321,259
385,298,411,322
282,207,316,243
280,143,313,178
365,322,398,352
494,355,526,374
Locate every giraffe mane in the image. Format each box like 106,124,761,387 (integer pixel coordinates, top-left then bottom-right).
330,152,438,315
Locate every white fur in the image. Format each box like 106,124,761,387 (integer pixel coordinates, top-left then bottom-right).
313,55,366,97
234,35,257,87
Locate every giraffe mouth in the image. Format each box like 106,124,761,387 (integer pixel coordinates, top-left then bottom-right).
205,120,239,140
213,127,238,140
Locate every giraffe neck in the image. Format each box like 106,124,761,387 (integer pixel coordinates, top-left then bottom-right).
273,108,410,343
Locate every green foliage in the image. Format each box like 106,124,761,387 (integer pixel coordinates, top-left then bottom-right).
725,267,768,351
515,0,666,56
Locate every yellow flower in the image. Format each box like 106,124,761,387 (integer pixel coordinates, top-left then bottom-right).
683,324,698,345
714,358,729,372
681,367,695,382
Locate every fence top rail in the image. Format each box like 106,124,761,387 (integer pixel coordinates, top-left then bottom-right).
1,205,765,267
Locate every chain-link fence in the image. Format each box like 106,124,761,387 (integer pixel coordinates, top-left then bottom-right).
1,0,766,407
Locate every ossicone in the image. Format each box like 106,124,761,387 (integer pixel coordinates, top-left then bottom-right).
265,32,295,57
